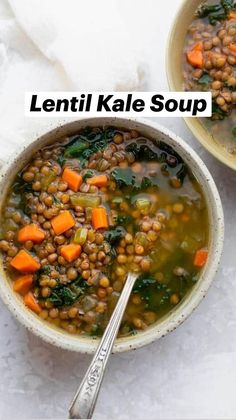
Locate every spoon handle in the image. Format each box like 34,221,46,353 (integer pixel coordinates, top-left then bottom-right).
69,272,138,419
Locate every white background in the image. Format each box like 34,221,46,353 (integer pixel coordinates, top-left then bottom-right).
0,0,236,419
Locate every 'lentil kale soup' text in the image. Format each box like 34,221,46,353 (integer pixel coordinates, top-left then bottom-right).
183,0,236,155
0,127,209,337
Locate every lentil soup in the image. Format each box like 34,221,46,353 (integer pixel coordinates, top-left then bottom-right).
183,0,236,155
0,127,209,338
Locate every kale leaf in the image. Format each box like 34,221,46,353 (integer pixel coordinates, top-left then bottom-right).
133,274,171,311
111,142,188,192
125,141,182,168
198,72,213,86
104,226,126,245
48,276,90,307
82,170,95,181
197,0,236,24
116,214,133,225
64,139,89,158
125,141,160,161
90,324,104,337
63,127,117,167
111,167,159,191
111,167,136,189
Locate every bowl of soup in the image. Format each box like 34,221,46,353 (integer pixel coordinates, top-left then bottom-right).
0,118,224,353
167,0,236,170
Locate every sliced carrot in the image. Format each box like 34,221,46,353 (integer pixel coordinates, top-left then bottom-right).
10,250,40,272
24,291,41,314
13,274,33,295
194,249,208,268
230,44,236,53
87,175,108,188
192,42,203,51
92,207,109,230
18,223,45,243
51,210,75,235
187,43,203,68
229,11,236,20
62,167,82,192
60,243,81,263
187,49,203,68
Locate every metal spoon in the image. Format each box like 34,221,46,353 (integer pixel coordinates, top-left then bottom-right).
69,272,139,419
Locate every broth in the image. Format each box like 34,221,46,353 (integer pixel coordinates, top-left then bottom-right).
0,127,209,337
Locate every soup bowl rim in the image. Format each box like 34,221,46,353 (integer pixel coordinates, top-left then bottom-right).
166,0,236,171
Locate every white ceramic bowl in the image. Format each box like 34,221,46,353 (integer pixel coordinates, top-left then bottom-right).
0,118,224,353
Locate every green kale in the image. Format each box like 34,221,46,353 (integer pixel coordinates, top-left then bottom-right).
197,0,236,25
133,275,157,292
64,139,89,158
111,167,136,189
111,167,158,192
116,214,133,225
90,324,104,337
133,274,171,311
125,141,182,168
57,155,66,167
141,176,153,189
112,161,185,190
48,276,90,307
125,141,160,161
82,170,95,181
104,226,126,245
38,265,51,275
198,72,213,86
63,127,117,167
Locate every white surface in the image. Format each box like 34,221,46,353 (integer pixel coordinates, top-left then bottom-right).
0,0,235,419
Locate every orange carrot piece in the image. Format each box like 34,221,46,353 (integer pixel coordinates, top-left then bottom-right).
60,243,81,263
193,42,203,51
51,210,75,235
194,249,208,268
62,167,82,192
229,11,236,19
87,175,108,188
10,250,40,272
24,292,41,314
92,207,109,230
187,43,203,68
13,274,33,295
18,223,45,243
187,49,203,68
230,44,236,53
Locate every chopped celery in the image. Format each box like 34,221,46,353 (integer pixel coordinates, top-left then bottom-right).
85,207,92,222
70,193,101,208
180,236,198,254
41,170,57,190
135,232,148,247
73,228,88,245
112,197,123,204
135,197,150,210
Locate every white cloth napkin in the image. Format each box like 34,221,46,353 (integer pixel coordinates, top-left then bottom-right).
0,0,181,160
8,0,147,91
